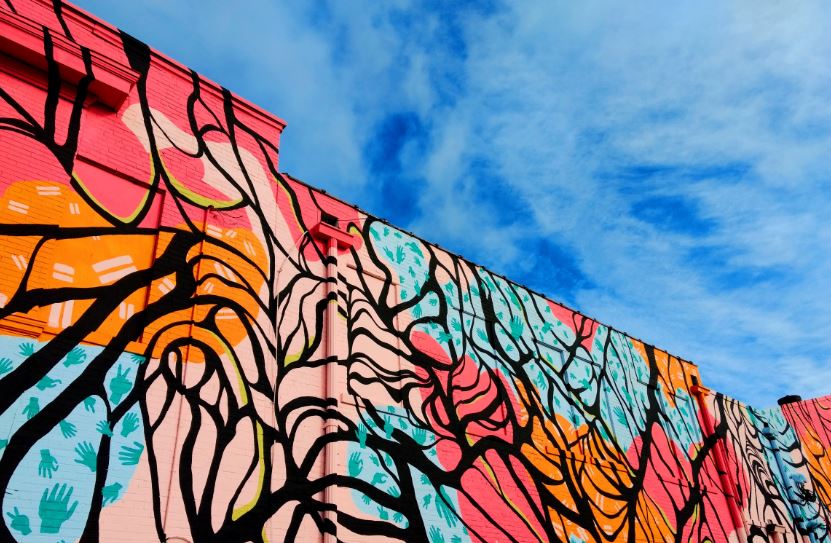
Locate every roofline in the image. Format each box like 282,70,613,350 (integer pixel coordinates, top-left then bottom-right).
281,172,703,375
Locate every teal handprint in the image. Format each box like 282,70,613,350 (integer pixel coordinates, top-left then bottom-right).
18,342,36,357
120,412,140,437
348,452,363,477
0,357,13,375
370,473,388,486
356,423,367,448
102,482,122,505
59,420,76,439
435,489,457,527
39,483,78,534
412,426,427,445
96,420,113,437
6,507,31,535
38,449,59,478
429,526,445,543
74,441,97,472
109,365,132,404
36,375,62,390
383,416,393,439
119,441,144,465
83,396,96,413
0,439,7,449
130,353,146,365
63,347,87,367
23,397,40,419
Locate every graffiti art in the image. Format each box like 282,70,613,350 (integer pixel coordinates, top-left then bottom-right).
0,1,830,542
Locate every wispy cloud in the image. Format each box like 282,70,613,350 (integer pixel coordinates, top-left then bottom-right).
75,0,831,406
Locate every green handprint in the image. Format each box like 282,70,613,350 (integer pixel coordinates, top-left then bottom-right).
119,441,144,465
38,449,59,478
36,375,62,391
102,482,122,505
348,452,363,477
96,421,113,437
83,396,96,413
18,342,36,357
23,397,40,420
0,357,13,375
74,441,97,472
109,365,132,404
62,347,86,367
120,412,140,437
39,483,78,534
6,507,31,535
59,420,76,439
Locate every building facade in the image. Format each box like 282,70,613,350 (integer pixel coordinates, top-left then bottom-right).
0,1,829,542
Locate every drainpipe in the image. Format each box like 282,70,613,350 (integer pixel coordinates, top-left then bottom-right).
312,215,355,543
323,235,339,543
690,378,748,542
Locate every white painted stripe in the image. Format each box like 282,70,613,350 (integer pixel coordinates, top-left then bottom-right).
53,263,75,274
61,299,73,328
0,293,7,308
203,282,214,293
213,263,227,279
92,235,101,240
36,186,61,195
243,240,256,256
225,230,237,238
8,201,29,214
52,272,74,283
11,255,27,270
117,302,136,319
216,309,236,320
158,277,175,294
206,225,223,237
99,265,137,284
92,255,134,272
68,203,81,215
48,302,62,328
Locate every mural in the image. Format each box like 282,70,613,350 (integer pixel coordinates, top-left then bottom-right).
0,1,830,542
712,394,830,541
781,397,831,533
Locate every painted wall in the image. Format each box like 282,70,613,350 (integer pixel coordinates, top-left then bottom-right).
0,1,830,542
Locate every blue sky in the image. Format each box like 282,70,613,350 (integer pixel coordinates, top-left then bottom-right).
73,0,831,407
